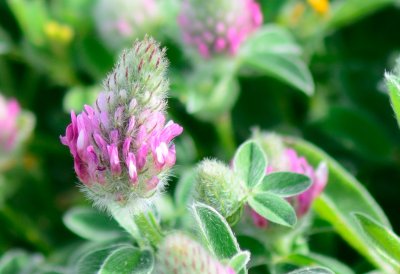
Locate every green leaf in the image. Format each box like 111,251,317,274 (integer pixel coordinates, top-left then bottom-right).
233,140,267,189
284,137,394,272
63,207,123,241
240,25,314,95
77,245,153,274
255,172,312,197
0,250,30,273
67,238,128,267
77,245,119,274
385,60,400,127
99,245,154,274
284,253,354,274
354,213,400,269
192,202,240,260
248,192,296,227
287,267,334,274
228,251,250,273
7,0,49,46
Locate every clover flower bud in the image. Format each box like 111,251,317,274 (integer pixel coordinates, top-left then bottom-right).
250,136,328,228
283,149,328,216
156,233,235,274
178,0,263,58
0,95,35,162
61,37,183,210
195,159,245,225
94,0,161,51
105,36,169,114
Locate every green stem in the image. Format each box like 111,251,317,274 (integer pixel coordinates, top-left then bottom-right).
110,205,163,249
110,206,144,245
134,211,163,248
215,112,236,157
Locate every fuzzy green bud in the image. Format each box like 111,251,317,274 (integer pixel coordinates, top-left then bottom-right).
155,233,235,274
195,159,245,225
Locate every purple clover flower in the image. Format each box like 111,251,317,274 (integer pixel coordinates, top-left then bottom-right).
61,37,183,209
178,0,263,58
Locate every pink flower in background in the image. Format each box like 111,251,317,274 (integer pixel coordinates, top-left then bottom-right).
178,0,263,58
94,0,160,51
61,38,183,208
250,149,328,228
0,95,21,152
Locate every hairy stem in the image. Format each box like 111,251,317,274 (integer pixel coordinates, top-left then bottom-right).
134,211,163,248
111,205,163,249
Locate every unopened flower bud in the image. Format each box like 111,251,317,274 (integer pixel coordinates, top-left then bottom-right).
61,37,183,211
156,233,235,274
94,0,161,51
178,0,263,58
249,134,328,227
105,37,169,114
195,159,245,225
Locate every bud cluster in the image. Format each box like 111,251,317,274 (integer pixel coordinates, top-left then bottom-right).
156,233,235,274
178,0,263,58
61,37,183,210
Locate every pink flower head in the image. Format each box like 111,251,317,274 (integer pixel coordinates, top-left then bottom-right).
61,103,182,186
61,38,183,208
178,0,263,58
250,148,328,228
0,95,21,152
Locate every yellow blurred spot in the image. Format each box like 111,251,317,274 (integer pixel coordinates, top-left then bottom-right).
291,2,306,24
307,0,330,15
23,154,38,171
44,21,74,44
